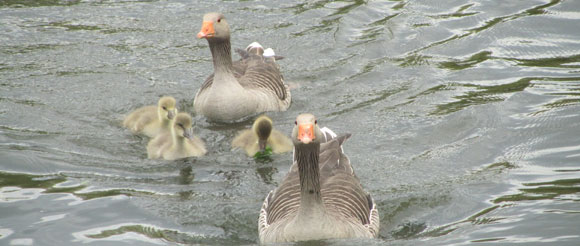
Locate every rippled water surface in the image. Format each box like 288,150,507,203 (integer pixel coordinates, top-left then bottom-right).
1,0,580,245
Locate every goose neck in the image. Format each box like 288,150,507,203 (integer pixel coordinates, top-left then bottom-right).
208,38,233,74
295,142,323,207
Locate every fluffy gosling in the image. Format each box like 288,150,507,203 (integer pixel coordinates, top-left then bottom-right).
147,112,206,160
232,115,292,156
123,96,177,138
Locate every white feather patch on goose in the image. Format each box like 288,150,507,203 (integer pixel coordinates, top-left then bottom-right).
263,48,275,57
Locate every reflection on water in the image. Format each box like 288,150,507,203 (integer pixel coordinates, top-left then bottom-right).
1,0,580,245
391,221,427,239
0,171,162,201
431,78,531,115
73,223,178,245
0,0,80,8
178,165,194,185
494,178,580,203
0,172,65,191
256,165,277,185
428,3,479,20
438,51,492,70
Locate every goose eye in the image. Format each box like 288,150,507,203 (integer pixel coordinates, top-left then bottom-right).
162,106,167,110
315,120,317,124
217,18,221,23
294,121,297,125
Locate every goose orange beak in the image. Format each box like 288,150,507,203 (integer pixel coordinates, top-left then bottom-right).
197,21,215,39
298,124,315,144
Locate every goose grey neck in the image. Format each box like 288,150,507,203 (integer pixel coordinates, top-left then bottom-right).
208,38,233,74
295,142,322,205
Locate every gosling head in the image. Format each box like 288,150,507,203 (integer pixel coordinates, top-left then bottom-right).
292,113,323,146
174,112,194,140
158,96,177,121
253,115,273,152
197,12,230,41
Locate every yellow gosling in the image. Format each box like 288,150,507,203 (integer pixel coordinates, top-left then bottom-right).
123,96,177,138
232,115,292,156
147,112,206,160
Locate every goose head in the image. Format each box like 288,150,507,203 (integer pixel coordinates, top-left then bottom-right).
292,113,323,146
197,12,230,41
174,112,194,140
253,115,273,152
158,96,177,121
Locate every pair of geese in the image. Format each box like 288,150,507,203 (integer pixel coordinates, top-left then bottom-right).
124,12,380,244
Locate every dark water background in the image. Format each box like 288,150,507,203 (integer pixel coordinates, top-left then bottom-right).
1,0,579,245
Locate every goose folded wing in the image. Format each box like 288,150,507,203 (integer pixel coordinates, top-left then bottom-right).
318,134,372,225
238,58,288,101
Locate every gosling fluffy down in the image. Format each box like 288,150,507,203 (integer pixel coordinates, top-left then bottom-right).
123,96,177,138
147,112,206,160
232,115,292,156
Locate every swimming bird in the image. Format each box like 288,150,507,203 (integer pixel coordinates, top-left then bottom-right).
258,114,380,243
193,12,291,122
147,112,206,160
123,96,177,138
231,115,292,156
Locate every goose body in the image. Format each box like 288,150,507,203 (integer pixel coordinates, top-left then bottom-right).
123,96,177,138
258,114,379,243
232,115,292,156
193,12,291,122
147,112,206,160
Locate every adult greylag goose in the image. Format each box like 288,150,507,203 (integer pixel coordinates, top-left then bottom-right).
147,112,206,160
258,114,380,243
193,12,291,122
231,115,292,156
123,96,177,138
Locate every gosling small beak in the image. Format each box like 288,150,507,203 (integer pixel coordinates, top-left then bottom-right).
183,127,194,141
167,109,176,120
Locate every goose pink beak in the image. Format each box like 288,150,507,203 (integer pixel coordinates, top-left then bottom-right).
298,124,314,144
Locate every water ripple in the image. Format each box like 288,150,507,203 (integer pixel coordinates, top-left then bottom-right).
428,3,480,20
431,78,531,115
0,0,80,8
412,0,563,54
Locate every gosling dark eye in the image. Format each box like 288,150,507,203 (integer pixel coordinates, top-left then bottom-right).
294,121,297,125
315,120,317,124
162,106,167,110
217,18,221,23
